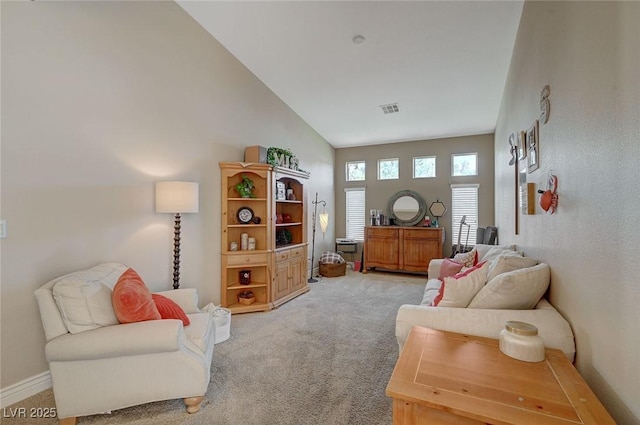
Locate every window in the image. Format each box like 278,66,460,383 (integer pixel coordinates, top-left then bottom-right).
378,158,399,180
451,153,478,176
345,187,366,241
413,156,436,178
451,184,479,249
346,161,365,181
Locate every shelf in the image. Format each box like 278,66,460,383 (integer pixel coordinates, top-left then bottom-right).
227,283,268,290
275,222,302,227
275,242,307,251
228,197,268,202
227,302,272,314
276,199,303,204
227,224,267,228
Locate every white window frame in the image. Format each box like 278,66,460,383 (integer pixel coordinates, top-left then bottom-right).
413,155,436,179
345,160,366,182
451,153,478,177
345,187,366,241
451,184,479,249
377,158,399,180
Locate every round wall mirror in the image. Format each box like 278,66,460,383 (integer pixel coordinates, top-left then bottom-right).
387,190,427,226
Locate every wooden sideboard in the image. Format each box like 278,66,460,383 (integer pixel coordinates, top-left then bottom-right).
363,226,442,274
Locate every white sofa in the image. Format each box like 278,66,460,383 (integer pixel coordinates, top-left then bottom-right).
34,263,215,424
395,245,576,361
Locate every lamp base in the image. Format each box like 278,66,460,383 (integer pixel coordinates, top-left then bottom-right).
308,277,319,283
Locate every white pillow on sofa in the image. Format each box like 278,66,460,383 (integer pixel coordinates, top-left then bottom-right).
468,263,550,310
52,263,128,334
486,254,537,282
475,244,516,262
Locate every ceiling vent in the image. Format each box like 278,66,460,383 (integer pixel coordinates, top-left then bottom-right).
380,103,399,114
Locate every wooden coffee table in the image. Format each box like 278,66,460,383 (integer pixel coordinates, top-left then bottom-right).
386,326,615,425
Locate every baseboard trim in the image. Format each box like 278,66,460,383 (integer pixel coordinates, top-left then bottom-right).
0,371,52,408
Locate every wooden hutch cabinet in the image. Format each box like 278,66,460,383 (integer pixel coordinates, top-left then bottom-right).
219,162,309,313
363,226,443,274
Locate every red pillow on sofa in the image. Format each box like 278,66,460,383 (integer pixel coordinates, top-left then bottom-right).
152,294,190,326
112,268,161,324
438,259,465,280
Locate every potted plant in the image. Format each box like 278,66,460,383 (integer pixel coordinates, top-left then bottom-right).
235,174,256,198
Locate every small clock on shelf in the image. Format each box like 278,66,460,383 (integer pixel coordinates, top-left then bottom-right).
237,206,254,224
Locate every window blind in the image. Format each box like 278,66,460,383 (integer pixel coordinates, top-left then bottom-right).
345,187,366,241
451,184,479,249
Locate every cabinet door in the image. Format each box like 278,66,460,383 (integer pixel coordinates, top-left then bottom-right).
273,259,291,301
365,227,400,269
403,229,442,272
290,254,305,292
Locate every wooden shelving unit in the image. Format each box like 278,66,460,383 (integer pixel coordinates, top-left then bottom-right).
220,162,309,313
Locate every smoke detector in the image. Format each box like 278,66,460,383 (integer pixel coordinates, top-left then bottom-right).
380,103,399,114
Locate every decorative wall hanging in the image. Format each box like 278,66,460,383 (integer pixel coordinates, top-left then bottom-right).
517,130,527,161
538,173,559,214
508,133,517,165
540,85,550,125
527,120,540,173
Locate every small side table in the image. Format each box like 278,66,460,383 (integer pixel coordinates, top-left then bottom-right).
386,326,615,425
335,239,358,263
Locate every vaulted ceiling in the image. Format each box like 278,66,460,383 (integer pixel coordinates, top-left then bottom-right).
178,1,524,148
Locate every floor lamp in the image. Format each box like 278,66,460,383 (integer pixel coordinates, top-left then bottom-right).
155,181,199,289
308,192,329,283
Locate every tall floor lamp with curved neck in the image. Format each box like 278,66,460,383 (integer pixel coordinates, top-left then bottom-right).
308,192,329,283
155,181,199,289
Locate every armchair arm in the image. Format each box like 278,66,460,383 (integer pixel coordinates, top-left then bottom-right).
395,301,575,361
154,288,200,314
45,319,200,362
428,259,445,279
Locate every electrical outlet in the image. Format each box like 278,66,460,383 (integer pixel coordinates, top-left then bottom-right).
0,220,6,239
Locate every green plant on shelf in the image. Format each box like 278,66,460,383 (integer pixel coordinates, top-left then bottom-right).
235,174,256,198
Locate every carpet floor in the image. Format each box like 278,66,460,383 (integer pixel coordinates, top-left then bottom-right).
4,270,425,425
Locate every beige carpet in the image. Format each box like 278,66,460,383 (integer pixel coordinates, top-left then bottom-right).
4,270,425,425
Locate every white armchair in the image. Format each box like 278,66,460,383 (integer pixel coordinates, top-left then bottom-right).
34,263,215,425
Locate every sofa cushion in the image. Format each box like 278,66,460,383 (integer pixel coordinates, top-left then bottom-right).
433,261,489,308
52,263,128,334
468,263,550,310
487,254,537,282
112,268,161,324
421,279,443,306
438,259,465,280
152,294,190,326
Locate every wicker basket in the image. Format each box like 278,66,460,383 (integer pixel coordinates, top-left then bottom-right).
319,262,347,277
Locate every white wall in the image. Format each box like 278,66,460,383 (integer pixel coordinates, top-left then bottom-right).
494,2,639,423
0,1,334,391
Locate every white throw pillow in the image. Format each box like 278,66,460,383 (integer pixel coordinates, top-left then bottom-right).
468,263,550,310
486,254,537,282
52,263,128,334
482,247,522,263
434,261,489,308
474,244,516,262
421,279,443,306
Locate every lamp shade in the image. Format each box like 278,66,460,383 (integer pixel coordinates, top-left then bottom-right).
155,182,199,213
319,212,329,234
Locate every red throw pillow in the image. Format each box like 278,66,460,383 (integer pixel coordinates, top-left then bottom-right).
152,294,190,326
112,268,161,324
438,259,465,281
